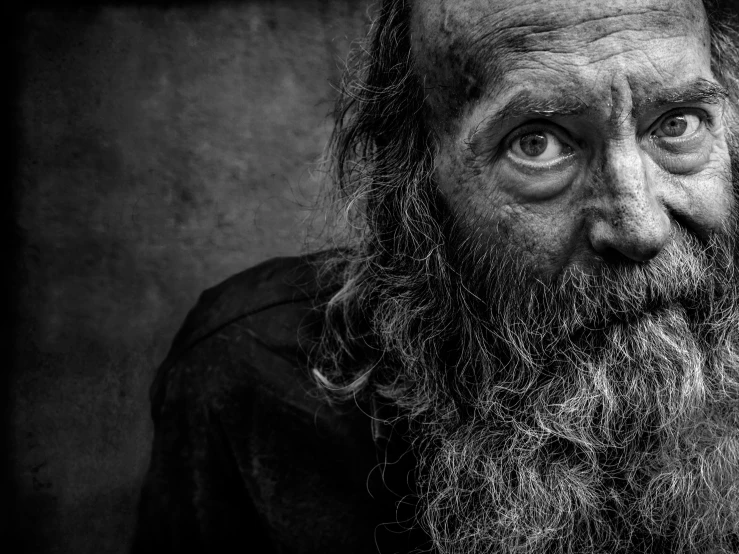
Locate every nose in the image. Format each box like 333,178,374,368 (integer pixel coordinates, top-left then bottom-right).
588,142,671,263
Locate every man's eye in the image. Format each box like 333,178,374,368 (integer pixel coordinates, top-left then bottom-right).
510,130,571,163
652,112,703,139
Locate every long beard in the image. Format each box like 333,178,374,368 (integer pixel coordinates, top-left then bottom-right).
401,222,739,554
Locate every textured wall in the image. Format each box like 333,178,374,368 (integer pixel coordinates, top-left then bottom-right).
12,2,368,552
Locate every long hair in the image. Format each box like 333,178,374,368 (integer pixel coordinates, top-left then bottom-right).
312,0,452,413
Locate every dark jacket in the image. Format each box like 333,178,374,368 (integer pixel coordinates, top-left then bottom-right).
131,252,425,554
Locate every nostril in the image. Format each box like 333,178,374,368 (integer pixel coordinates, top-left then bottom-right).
589,216,670,264
595,234,666,263
594,246,640,266
627,241,664,262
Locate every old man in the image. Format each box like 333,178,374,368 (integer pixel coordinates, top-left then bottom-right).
132,0,739,552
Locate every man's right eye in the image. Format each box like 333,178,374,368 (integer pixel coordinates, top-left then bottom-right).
506,125,575,169
511,131,570,162
496,123,581,200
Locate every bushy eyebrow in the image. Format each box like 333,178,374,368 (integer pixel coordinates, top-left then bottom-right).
474,93,591,134
631,78,729,116
467,92,590,152
468,93,590,146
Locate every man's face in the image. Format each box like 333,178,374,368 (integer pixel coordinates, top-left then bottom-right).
413,0,734,277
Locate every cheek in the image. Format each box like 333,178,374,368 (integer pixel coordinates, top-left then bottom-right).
436,149,585,274
435,147,506,232
685,177,734,233
670,141,735,235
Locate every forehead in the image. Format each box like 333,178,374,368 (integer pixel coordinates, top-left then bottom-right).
411,0,712,122
412,0,707,44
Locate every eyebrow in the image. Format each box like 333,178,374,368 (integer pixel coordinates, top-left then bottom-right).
471,93,591,140
467,92,591,153
632,78,729,115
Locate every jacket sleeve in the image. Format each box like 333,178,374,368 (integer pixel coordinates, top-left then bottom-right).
129,255,318,554
129,350,276,554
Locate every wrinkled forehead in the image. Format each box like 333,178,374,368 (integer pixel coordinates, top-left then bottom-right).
411,0,708,56
410,0,711,123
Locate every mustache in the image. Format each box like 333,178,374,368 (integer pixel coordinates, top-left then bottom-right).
457,223,738,343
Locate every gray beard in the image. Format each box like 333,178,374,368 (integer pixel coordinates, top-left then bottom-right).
401,223,739,554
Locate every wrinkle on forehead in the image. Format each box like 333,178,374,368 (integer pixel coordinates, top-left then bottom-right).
415,0,707,65
411,0,710,130
415,0,706,43
482,13,709,72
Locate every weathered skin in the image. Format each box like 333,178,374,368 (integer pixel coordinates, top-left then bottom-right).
412,0,734,276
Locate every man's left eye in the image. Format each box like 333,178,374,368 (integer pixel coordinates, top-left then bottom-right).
651,111,703,139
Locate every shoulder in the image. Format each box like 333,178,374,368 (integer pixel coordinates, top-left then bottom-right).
167,250,340,359
149,250,346,422
138,251,425,554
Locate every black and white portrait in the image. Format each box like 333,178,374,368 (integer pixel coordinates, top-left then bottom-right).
10,1,739,553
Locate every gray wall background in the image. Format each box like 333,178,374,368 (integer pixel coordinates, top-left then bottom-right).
12,2,369,552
